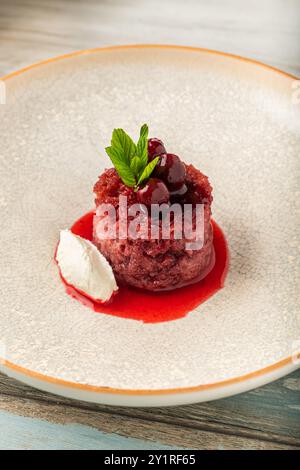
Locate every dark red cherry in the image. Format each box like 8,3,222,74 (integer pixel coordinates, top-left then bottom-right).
170,183,188,202
171,183,188,196
137,178,170,206
154,153,186,190
148,138,166,161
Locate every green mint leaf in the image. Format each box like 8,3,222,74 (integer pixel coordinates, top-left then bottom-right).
136,124,149,168
111,128,136,165
139,124,149,139
130,156,143,176
137,156,160,186
105,146,136,187
136,137,148,168
105,124,156,188
105,145,123,162
111,161,136,187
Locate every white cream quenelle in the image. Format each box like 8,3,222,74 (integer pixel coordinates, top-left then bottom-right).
56,230,118,303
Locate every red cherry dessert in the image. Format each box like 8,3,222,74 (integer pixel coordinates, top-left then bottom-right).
93,128,214,291
56,124,229,323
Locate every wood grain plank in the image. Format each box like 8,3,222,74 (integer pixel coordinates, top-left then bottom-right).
0,409,176,450
0,392,297,450
0,370,299,449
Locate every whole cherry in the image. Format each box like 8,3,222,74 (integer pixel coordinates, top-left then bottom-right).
154,153,186,190
137,178,170,206
148,138,166,161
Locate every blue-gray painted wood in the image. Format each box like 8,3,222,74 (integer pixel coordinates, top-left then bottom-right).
0,410,177,450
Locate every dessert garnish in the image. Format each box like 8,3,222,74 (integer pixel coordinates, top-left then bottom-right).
104,125,189,206
105,124,160,190
56,230,118,303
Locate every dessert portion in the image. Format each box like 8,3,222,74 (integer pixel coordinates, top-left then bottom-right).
93,125,214,291
55,123,228,322
56,230,118,303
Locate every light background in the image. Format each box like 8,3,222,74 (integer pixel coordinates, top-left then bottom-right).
0,0,299,77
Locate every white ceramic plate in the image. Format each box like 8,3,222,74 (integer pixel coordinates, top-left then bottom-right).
0,46,299,407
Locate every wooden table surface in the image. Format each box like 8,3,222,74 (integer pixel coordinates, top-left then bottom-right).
0,0,299,450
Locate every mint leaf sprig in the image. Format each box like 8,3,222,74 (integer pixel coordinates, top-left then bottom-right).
105,124,160,189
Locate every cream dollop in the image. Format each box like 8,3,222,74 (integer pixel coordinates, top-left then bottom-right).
56,230,118,303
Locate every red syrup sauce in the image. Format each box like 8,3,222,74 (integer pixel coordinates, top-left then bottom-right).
59,211,229,323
